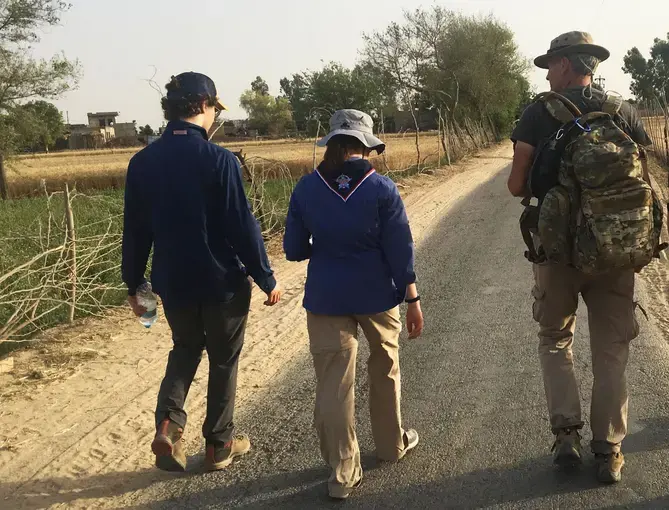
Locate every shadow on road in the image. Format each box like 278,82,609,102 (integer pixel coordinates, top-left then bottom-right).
624,416,669,454
0,452,208,510
49,415,664,510
106,453,649,510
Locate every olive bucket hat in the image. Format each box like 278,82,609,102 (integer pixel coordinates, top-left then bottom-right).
534,31,610,69
317,109,385,154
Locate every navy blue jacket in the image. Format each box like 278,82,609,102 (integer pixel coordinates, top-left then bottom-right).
284,159,416,315
121,121,276,307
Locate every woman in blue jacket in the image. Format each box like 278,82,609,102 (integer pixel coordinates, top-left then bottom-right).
284,109,424,500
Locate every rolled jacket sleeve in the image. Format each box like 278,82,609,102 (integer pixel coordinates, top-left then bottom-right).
217,152,276,294
379,180,416,302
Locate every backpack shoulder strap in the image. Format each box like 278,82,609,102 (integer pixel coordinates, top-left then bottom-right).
534,91,583,124
601,93,623,116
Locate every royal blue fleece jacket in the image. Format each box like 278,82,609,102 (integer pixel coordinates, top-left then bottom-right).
283,159,416,316
121,120,276,307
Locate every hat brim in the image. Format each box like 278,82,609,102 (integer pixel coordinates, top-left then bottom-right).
316,129,386,154
534,44,610,69
216,97,228,111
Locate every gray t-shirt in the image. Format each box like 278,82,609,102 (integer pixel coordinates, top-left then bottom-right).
511,86,652,148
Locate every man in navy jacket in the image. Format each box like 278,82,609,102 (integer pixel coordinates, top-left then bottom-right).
122,72,281,472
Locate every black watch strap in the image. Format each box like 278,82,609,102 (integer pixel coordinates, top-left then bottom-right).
405,295,420,304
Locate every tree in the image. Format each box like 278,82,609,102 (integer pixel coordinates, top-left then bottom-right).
251,76,269,96
280,62,399,132
18,100,64,151
0,100,64,152
361,7,529,132
239,89,292,136
139,124,155,136
0,1,81,154
279,72,312,131
623,34,669,102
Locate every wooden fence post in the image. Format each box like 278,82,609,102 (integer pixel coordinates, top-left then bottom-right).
0,153,8,200
64,184,77,323
379,108,391,173
437,112,442,167
438,110,451,166
408,100,421,170
664,121,669,166
311,120,322,172
233,150,251,182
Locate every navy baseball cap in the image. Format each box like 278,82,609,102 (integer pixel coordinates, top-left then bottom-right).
166,72,227,111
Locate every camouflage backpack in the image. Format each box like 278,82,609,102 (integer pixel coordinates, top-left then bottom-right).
532,91,664,274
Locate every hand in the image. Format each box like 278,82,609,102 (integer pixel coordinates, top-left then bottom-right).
264,288,282,306
406,302,424,339
127,295,147,317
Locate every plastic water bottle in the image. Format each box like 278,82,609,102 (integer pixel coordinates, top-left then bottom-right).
136,282,158,328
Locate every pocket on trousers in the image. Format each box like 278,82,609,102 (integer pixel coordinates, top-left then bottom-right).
531,285,545,323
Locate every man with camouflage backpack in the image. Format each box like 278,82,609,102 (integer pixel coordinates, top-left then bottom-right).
508,32,665,483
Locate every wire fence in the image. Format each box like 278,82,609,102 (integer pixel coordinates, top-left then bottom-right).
0,185,125,345
639,98,669,166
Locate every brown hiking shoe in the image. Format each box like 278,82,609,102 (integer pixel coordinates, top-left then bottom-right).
151,419,187,472
595,452,625,483
552,427,582,468
204,433,251,471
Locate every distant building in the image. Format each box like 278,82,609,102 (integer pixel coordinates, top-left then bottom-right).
66,123,105,150
87,112,119,140
114,122,138,139
65,112,138,149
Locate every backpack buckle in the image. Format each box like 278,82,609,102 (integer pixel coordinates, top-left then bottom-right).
574,117,592,132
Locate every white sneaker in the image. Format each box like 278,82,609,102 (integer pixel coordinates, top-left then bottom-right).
398,429,420,460
328,477,362,500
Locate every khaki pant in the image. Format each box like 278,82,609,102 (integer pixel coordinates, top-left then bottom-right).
532,263,639,454
307,308,405,490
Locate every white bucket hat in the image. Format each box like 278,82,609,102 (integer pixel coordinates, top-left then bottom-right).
317,109,385,154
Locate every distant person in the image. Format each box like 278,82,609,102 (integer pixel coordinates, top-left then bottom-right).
509,32,662,483
122,72,281,473
283,109,424,499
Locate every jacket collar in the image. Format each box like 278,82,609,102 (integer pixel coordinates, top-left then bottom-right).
316,159,376,202
164,120,209,140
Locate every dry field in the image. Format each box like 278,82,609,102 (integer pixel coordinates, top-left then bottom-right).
5,131,463,197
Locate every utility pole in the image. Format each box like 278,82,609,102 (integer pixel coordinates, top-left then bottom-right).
594,76,606,89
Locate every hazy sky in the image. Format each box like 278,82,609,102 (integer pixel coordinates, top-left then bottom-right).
34,0,669,128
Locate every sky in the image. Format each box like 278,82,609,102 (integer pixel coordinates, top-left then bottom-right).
33,0,669,128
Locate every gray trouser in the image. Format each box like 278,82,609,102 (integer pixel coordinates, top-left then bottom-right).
155,279,251,445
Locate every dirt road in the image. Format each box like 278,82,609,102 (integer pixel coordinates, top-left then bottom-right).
2,143,669,509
